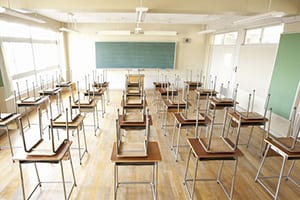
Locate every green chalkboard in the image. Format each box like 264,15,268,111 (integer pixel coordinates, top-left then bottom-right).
269,33,300,119
95,42,176,69
0,68,3,87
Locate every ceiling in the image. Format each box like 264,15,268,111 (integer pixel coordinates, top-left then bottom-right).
1,0,300,31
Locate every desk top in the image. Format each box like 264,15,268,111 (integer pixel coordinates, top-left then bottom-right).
195,88,218,96
84,88,106,96
0,113,21,126
228,111,267,126
52,114,85,128
118,114,153,127
158,88,178,96
71,98,98,109
153,82,170,87
265,137,300,158
187,138,242,160
93,81,109,88
111,141,162,163
56,81,73,87
38,87,61,95
13,140,72,163
163,99,188,108
16,96,48,107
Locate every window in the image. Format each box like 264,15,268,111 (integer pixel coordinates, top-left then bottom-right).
261,25,283,43
245,28,262,44
245,24,283,44
214,34,224,45
0,20,61,92
213,32,238,45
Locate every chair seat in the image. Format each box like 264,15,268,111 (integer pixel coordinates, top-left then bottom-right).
199,137,236,153
13,140,72,163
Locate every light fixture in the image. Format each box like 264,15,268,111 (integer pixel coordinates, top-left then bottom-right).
144,31,178,36
136,7,148,23
59,12,79,33
97,30,131,36
233,11,285,25
197,29,216,34
0,6,46,23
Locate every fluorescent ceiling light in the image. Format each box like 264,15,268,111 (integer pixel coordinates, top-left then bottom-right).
1,7,46,23
233,11,285,25
144,31,178,36
136,7,148,23
59,27,79,33
97,30,131,35
197,29,216,34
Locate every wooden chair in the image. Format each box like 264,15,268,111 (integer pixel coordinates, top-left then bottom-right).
116,108,151,157
227,91,270,155
183,138,242,200
52,97,88,164
170,93,211,161
161,82,189,136
255,107,300,200
13,117,77,200
71,81,99,136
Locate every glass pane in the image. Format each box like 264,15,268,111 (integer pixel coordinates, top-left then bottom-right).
0,20,30,38
2,42,34,75
13,75,36,93
33,43,59,69
224,32,238,45
245,28,262,44
31,27,58,40
262,25,283,43
214,34,224,45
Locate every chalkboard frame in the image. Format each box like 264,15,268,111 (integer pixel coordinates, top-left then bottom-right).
95,42,176,69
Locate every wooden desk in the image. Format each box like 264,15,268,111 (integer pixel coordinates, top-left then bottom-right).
184,81,202,90
16,96,49,134
121,99,147,111
161,98,189,136
93,82,110,104
84,88,106,117
13,140,77,200
111,141,162,200
39,87,63,114
255,137,300,200
52,114,87,164
72,99,99,136
118,114,153,130
153,82,170,90
0,113,21,157
195,88,218,99
227,111,268,153
171,113,211,161
184,138,242,200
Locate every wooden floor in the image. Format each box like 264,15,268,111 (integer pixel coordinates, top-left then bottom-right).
0,89,300,200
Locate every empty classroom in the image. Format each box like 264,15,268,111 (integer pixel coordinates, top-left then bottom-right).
0,0,300,200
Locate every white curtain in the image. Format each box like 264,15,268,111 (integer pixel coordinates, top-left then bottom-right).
0,40,13,99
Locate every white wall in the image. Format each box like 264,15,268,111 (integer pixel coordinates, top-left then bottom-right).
66,23,209,89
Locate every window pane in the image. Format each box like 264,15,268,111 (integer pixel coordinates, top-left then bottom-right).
0,20,30,38
3,42,34,75
224,32,238,45
262,25,283,43
33,43,59,69
245,28,262,44
214,34,224,45
31,27,58,40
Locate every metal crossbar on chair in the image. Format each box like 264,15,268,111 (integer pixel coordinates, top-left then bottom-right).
13,117,77,200
255,107,300,200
